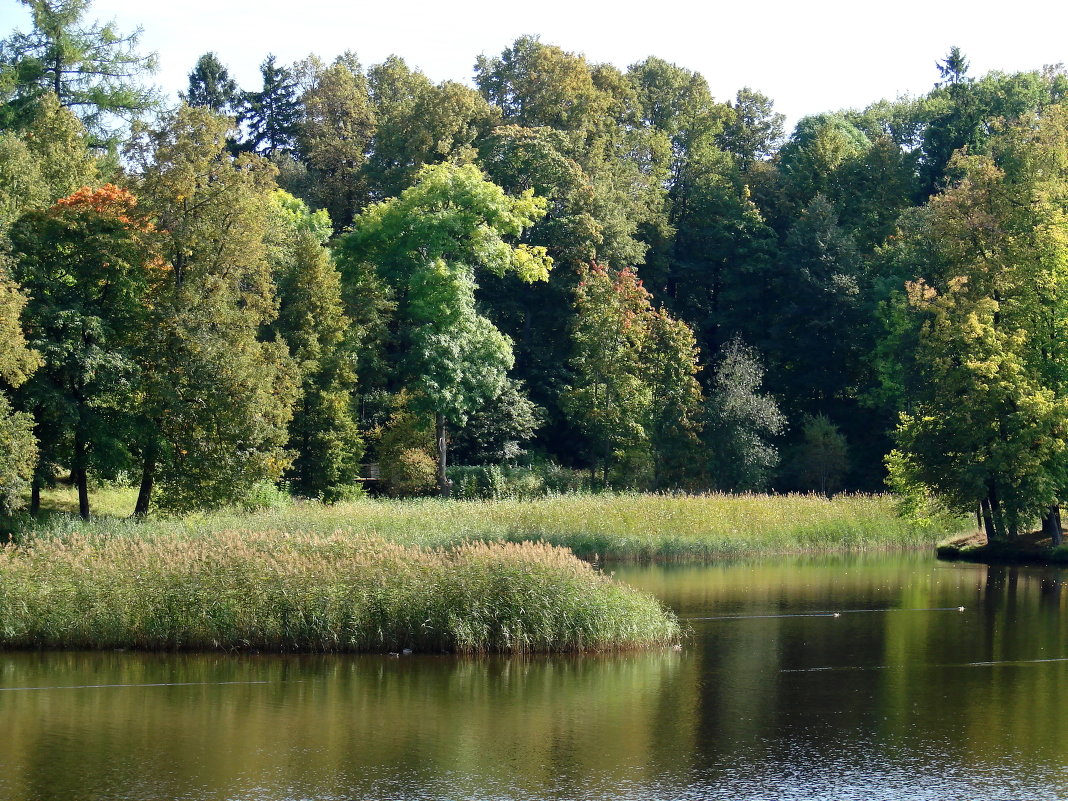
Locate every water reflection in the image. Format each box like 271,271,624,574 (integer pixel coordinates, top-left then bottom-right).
1,553,1067,800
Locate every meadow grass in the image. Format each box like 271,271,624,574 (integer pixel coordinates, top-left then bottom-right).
1,489,960,653
0,532,679,653
24,487,962,561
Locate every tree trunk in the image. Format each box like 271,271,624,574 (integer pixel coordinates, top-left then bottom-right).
436,412,449,498
988,482,1008,541
1042,505,1062,547
72,434,89,520
134,444,157,518
980,498,996,542
30,480,40,517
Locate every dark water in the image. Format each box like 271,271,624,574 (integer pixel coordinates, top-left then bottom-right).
2,552,1067,800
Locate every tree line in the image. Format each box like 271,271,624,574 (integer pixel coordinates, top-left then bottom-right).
3,0,1068,542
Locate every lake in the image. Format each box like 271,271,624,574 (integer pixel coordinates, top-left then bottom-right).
2,552,1066,800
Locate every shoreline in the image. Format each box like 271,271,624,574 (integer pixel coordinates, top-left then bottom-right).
936,531,1068,566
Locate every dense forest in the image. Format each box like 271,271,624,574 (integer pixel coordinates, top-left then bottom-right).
2,0,1068,542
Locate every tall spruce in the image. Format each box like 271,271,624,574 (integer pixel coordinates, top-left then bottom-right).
241,55,300,157
181,52,240,115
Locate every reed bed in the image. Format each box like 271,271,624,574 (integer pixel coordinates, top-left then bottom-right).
0,532,679,653
27,490,960,561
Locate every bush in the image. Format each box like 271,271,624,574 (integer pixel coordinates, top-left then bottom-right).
382,447,437,497
448,462,590,500
241,480,293,512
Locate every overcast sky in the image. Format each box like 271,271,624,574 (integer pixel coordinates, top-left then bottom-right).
3,0,1067,131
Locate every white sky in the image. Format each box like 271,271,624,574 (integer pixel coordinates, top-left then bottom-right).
3,0,1067,131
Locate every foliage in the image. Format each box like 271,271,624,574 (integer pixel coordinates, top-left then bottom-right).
181,52,240,115
0,267,38,512
794,414,850,495
0,393,36,514
366,56,497,200
267,190,363,502
241,54,300,157
372,392,436,498
450,378,542,464
298,59,375,229
0,93,96,232
719,87,785,169
337,162,552,493
0,0,157,145
9,184,161,516
566,263,704,488
888,109,1068,538
127,105,297,513
565,264,655,485
448,461,590,500
705,338,786,491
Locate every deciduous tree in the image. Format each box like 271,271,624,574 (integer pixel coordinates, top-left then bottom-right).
127,105,297,514
336,162,552,495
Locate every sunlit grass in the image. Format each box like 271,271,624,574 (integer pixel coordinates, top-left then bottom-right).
0,532,679,653
2,488,961,653
27,486,962,561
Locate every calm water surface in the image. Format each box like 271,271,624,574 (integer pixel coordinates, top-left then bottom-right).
2,552,1067,800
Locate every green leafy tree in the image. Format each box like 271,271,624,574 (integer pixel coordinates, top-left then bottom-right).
718,87,785,169
366,56,498,200
372,391,436,497
769,194,867,410
778,113,871,212
475,36,614,134
705,337,785,491
336,162,552,495
646,304,705,488
889,109,1068,540
298,60,375,229
9,185,159,518
565,263,703,487
127,105,297,514
266,190,363,501
450,378,542,465
565,264,654,486
0,267,40,514
919,53,1066,197
0,0,157,145
0,92,96,232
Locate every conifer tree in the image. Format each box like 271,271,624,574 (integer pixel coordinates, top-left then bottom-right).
0,0,157,145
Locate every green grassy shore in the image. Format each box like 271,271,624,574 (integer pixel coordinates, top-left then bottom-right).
24,488,958,561
0,490,962,654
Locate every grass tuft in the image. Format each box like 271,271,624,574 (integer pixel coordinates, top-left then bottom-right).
0,531,679,653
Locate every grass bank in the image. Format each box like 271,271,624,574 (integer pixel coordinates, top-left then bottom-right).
937,531,1068,565
24,488,962,561
0,532,679,653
